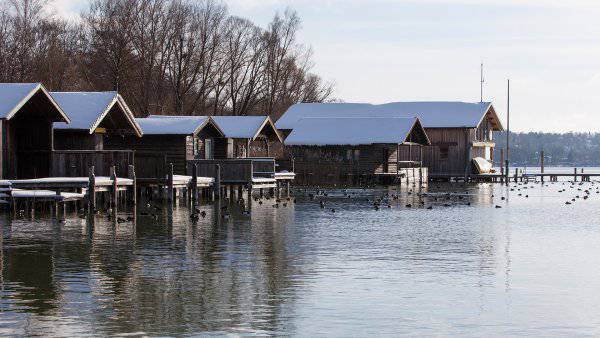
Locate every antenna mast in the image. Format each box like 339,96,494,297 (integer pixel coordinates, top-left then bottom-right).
480,63,484,102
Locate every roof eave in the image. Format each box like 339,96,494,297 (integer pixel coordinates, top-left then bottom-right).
6,84,71,123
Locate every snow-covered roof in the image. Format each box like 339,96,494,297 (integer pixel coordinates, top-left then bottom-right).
149,115,282,142
276,102,503,131
52,91,142,136
136,116,223,136
284,117,429,146
0,83,69,122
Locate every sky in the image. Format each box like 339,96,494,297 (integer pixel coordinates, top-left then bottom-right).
50,0,600,132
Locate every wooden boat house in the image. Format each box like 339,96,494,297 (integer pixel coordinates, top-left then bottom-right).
149,115,283,159
51,92,143,150
284,117,430,185
49,91,143,177
277,102,504,179
131,116,224,178
0,83,70,179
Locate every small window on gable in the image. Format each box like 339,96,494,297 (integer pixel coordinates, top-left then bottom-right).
439,145,449,160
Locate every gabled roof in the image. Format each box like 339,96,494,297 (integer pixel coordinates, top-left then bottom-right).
149,115,283,142
276,101,504,131
0,83,70,122
136,116,224,136
52,91,143,136
284,117,430,146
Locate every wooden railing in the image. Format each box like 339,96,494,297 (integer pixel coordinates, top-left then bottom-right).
188,158,276,183
51,150,135,177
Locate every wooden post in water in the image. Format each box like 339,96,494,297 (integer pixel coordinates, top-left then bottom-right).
191,163,198,207
214,164,221,200
540,151,545,183
110,166,118,214
500,148,505,183
88,166,96,213
128,165,136,207
167,163,174,205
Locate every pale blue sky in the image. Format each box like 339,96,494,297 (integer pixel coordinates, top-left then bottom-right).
51,0,600,132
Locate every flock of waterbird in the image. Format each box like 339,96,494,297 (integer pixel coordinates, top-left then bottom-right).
300,179,600,213
60,178,599,223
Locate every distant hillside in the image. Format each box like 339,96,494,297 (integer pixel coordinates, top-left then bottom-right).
493,132,600,166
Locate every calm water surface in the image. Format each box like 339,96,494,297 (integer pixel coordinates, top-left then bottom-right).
2,178,600,336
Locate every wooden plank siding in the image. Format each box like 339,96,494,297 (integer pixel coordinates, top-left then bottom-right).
420,128,467,177
3,117,54,179
213,137,281,159
287,144,423,185
105,135,187,178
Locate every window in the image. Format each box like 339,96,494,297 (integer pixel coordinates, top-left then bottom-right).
204,139,213,159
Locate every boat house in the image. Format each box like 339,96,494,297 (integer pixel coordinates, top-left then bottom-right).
0,83,70,179
284,117,430,185
131,116,224,178
50,91,143,177
149,115,283,159
51,91,143,150
277,102,504,179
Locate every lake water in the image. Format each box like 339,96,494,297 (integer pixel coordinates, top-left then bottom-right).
3,177,600,336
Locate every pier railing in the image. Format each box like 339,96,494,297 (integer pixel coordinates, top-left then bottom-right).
188,158,276,183
51,150,135,177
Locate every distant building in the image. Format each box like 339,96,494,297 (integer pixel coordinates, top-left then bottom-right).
0,83,70,179
277,102,504,179
284,117,430,185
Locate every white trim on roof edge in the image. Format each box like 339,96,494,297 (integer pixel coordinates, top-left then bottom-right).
5,83,71,123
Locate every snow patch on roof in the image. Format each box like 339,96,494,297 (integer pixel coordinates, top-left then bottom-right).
276,101,497,130
52,92,117,130
149,115,270,139
284,117,421,146
211,116,268,138
136,116,210,135
0,83,40,119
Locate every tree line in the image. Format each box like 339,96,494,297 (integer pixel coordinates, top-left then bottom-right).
0,0,333,118
494,132,600,166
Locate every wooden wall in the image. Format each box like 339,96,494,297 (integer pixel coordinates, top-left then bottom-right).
54,131,104,150
287,144,414,185
105,135,188,178
2,117,53,179
421,128,470,177
212,137,282,159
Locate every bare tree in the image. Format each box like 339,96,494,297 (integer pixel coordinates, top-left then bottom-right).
0,0,334,117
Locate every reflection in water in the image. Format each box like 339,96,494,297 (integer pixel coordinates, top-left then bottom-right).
2,181,600,336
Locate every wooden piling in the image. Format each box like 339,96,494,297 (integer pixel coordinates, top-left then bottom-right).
500,148,505,182
128,165,137,206
214,164,221,200
110,166,118,214
191,163,199,206
88,166,96,212
167,163,174,205
540,150,544,183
